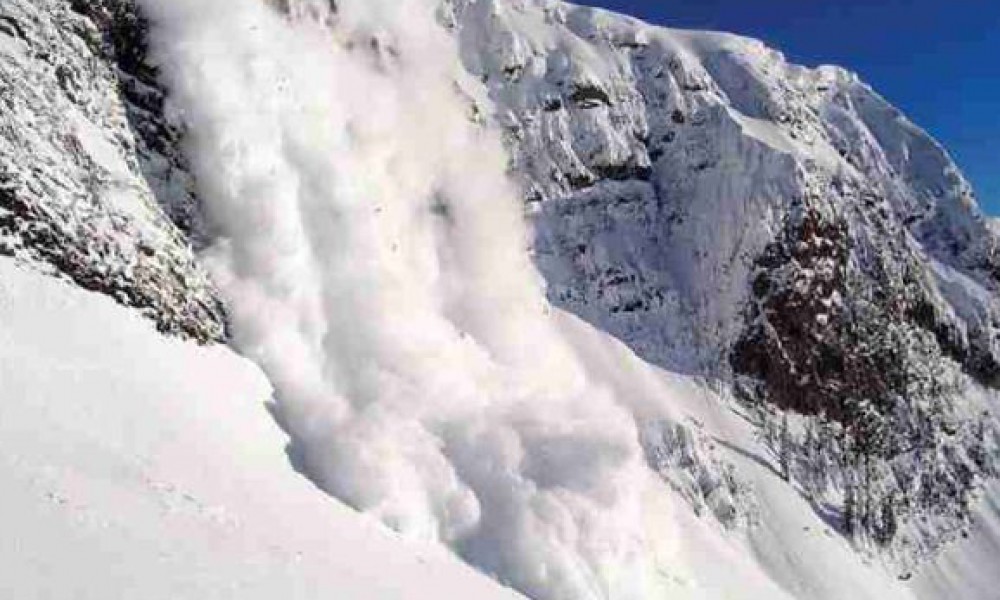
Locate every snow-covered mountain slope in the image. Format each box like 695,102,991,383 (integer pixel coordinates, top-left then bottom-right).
445,0,1000,568
2,246,990,600
0,256,525,600
3,0,1000,599
0,258,927,600
447,0,1000,379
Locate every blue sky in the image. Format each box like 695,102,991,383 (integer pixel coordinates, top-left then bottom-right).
580,1,1000,214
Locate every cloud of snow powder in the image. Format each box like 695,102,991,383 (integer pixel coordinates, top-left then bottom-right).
141,0,652,597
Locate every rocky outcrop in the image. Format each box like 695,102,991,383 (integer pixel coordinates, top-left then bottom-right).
0,0,223,341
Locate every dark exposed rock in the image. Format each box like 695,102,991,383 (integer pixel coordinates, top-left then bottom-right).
731,199,997,552
590,161,652,183
732,207,853,420
569,82,612,108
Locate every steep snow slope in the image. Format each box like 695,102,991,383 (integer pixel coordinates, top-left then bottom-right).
0,252,928,600
555,313,919,600
0,256,525,600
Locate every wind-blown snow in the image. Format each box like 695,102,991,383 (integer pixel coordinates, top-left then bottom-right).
124,1,1000,599
141,1,651,598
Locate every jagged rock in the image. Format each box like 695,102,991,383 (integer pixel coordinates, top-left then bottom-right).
0,0,224,341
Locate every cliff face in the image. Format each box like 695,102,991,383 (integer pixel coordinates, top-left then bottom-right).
0,0,223,341
4,0,1000,579
443,0,1000,565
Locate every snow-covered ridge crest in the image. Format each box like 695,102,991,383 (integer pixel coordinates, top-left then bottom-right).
139,1,666,598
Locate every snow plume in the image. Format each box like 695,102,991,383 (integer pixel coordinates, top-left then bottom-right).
141,0,650,597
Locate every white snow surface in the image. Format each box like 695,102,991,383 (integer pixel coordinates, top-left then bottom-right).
0,257,525,600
